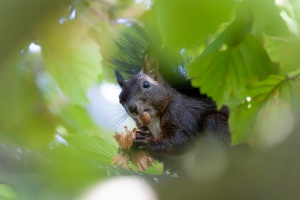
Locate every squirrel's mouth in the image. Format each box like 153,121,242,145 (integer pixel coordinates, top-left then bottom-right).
127,109,140,119
128,111,148,119
129,113,140,119
126,107,154,119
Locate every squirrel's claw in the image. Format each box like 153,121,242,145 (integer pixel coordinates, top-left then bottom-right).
136,130,150,136
136,134,148,140
138,145,147,150
134,137,150,150
134,130,152,150
134,139,149,145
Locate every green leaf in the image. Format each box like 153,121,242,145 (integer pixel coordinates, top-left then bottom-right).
238,0,289,36
188,34,277,107
66,133,118,164
230,75,284,144
251,75,299,146
42,20,102,105
223,17,252,47
155,0,237,49
0,0,69,64
230,74,300,144
264,36,300,73
0,184,17,200
66,131,164,174
229,101,258,144
274,0,300,36
0,57,56,148
250,75,285,101
59,104,97,131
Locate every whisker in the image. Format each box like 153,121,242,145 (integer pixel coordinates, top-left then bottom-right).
99,108,126,114
105,112,127,129
113,114,129,131
103,111,128,125
107,113,129,131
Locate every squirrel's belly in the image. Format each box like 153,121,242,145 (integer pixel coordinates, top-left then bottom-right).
148,117,160,138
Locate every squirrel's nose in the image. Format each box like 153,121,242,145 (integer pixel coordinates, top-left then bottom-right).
128,104,137,114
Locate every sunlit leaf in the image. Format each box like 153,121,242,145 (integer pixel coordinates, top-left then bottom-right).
0,184,17,200
238,0,289,36
0,58,56,148
155,0,237,49
0,0,69,64
229,75,284,144
223,17,252,47
251,75,300,146
42,20,102,105
231,74,300,144
229,101,257,144
66,132,118,164
59,104,97,131
250,75,285,100
188,33,277,107
264,36,300,73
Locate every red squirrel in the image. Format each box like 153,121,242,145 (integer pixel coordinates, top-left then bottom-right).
111,25,231,171
114,55,231,171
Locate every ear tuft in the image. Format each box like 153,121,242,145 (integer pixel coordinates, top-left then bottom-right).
114,69,125,87
143,53,159,81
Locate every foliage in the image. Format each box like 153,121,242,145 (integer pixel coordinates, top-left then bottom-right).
1,0,300,198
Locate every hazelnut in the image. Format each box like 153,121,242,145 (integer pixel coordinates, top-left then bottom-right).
139,112,152,126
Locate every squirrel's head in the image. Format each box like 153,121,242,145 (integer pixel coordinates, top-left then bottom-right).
115,54,170,119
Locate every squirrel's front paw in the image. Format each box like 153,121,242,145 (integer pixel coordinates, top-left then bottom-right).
136,130,151,136
134,136,151,149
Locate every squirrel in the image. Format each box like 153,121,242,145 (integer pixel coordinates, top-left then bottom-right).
110,25,231,172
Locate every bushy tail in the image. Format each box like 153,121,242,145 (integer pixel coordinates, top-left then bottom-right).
108,24,150,79
108,24,210,99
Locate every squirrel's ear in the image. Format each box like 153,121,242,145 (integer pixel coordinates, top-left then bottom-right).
114,69,125,87
143,53,159,81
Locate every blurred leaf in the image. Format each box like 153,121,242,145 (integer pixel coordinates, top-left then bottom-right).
155,0,237,49
188,33,277,107
0,184,17,200
223,17,252,47
59,104,97,131
41,20,102,105
238,0,289,36
66,131,163,174
229,101,258,144
264,36,300,73
231,73,300,144
0,0,71,65
287,67,300,78
251,75,299,145
40,145,107,199
268,0,300,37
75,0,90,16
113,0,148,20
144,162,163,175
230,75,285,144
140,9,162,46
66,133,118,164
0,58,56,149
250,75,285,100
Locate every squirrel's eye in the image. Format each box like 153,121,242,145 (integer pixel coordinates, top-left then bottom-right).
142,81,150,89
